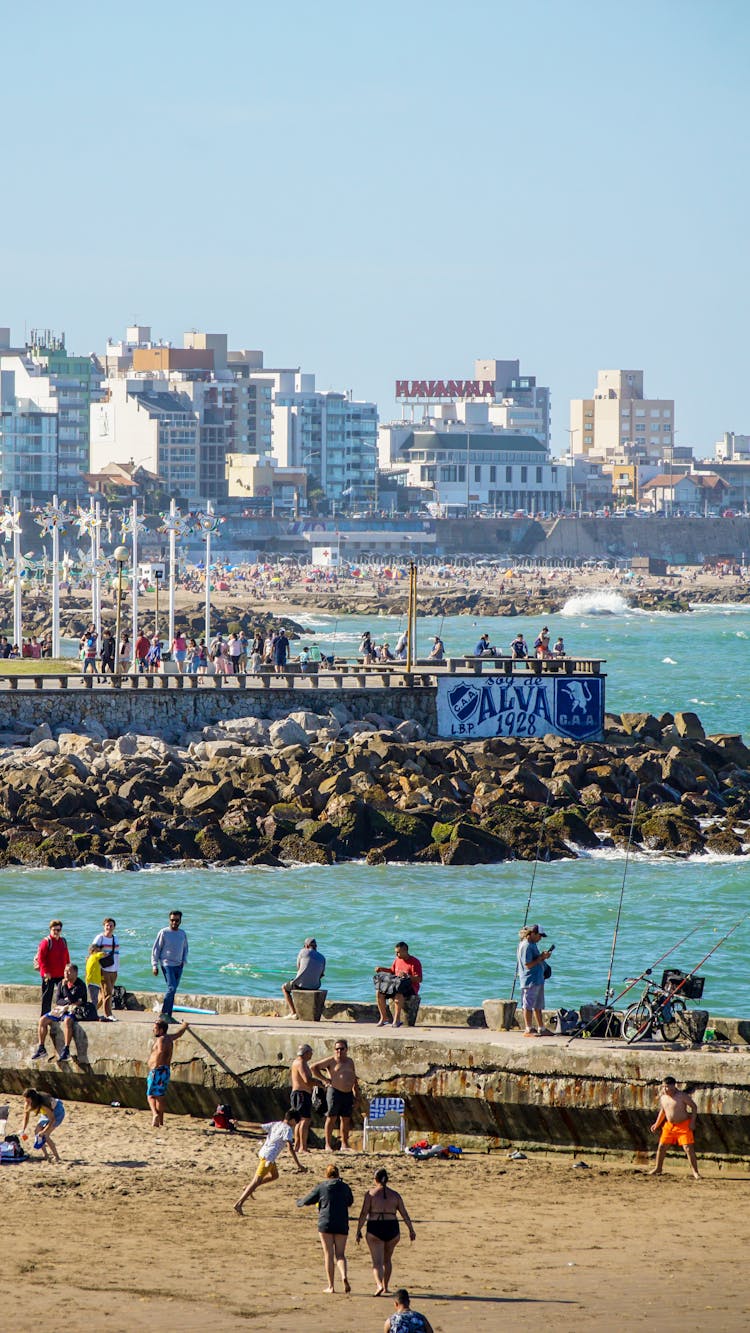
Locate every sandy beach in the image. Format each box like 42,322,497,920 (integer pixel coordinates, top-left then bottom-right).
3,1097,749,1333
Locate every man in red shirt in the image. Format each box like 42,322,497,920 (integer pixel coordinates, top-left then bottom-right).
36,920,70,1014
135,629,151,674
374,941,423,1028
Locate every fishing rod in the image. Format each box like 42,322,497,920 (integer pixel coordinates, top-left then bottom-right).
626,911,749,1044
509,790,552,1002
602,784,641,1009
566,917,709,1046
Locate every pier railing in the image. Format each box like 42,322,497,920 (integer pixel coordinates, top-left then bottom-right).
0,657,605,692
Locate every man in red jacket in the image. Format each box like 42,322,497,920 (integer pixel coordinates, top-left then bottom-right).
135,628,151,673
36,920,70,1014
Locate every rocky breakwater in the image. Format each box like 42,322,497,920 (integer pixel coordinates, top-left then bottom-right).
0,706,747,870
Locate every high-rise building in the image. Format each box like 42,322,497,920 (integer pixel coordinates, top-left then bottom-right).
246,369,377,510
0,328,102,501
570,370,674,465
93,328,273,505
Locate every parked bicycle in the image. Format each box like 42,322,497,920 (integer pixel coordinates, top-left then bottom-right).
621,968,704,1043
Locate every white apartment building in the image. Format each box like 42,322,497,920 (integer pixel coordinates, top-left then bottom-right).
570,370,674,465
0,327,102,501
90,377,200,499
249,369,377,509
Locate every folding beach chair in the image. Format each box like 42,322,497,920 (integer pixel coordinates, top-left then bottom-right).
362,1096,406,1152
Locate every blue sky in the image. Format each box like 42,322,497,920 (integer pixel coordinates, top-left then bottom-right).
0,0,747,455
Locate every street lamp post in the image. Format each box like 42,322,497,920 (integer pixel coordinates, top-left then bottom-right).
566,429,579,514
113,545,129,673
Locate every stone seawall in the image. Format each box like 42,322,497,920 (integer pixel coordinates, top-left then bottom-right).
0,685,437,739
3,1000,749,1158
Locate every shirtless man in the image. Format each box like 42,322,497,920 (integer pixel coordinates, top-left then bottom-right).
290,1043,323,1152
146,1017,189,1128
649,1076,701,1179
311,1038,360,1152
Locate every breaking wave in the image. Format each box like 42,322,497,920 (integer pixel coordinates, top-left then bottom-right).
560,591,632,616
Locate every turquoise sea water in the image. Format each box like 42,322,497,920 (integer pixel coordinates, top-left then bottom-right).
2,595,749,1013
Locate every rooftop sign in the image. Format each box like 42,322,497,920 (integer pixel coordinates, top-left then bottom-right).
396,379,495,399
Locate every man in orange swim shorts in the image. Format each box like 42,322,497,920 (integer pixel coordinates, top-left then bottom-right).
649,1076,701,1179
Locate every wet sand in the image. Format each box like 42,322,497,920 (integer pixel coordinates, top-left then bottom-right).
2,1097,748,1333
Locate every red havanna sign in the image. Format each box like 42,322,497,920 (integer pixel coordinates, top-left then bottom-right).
396,379,495,399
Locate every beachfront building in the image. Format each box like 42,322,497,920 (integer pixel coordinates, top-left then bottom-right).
90,377,200,502
387,428,564,515
569,370,675,466
382,357,551,467
93,329,274,506
253,370,378,512
641,471,728,516
0,328,102,501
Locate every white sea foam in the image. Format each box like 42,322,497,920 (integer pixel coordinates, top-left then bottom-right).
662,656,677,664
560,591,632,617
688,602,750,614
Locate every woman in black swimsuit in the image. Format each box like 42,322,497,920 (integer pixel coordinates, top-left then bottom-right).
356,1168,416,1296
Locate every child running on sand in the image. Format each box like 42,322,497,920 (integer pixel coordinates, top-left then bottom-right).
234,1110,306,1213
649,1076,701,1179
20,1089,65,1163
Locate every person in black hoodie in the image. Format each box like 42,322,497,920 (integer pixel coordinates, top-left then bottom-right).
297,1164,354,1294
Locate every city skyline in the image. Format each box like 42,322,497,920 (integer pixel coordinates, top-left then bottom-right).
0,1,747,455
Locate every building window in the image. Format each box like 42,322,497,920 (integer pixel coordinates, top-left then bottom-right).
474,465,481,483
506,466,512,483
489,465,496,482
635,409,645,417
536,467,542,483
521,467,527,482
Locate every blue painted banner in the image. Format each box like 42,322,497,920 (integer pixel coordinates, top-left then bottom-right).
437,674,605,741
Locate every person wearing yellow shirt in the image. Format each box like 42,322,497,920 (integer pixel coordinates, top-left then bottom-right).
85,945,106,1013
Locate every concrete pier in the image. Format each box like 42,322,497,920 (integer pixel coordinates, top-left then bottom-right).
2,988,749,1159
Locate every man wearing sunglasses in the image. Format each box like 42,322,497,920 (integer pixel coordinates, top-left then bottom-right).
34,920,70,1015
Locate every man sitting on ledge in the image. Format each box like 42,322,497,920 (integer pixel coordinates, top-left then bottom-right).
282,936,326,1018
374,941,422,1028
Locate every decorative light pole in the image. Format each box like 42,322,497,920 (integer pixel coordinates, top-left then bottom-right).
74,501,102,637
120,502,147,659
158,500,187,651
0,497,23,649
193,503,221,644
36,496,67,659
113,545,130,673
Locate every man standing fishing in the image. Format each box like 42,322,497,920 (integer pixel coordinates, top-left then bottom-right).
516,924,554,1037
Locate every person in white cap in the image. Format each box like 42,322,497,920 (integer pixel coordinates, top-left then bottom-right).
282,937,326,1017
516,924,554,1036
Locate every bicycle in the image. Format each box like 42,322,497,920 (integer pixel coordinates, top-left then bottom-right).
621,976,693,1043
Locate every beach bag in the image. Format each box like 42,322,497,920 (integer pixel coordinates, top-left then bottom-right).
112,985,129,1010
543,962,552,980
74,1002,99,1022
99,939,117,969
311,1086,327,1114
554,1008,580,1035
373,972,403,997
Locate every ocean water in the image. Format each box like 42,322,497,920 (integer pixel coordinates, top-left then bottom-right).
2,596,749,1013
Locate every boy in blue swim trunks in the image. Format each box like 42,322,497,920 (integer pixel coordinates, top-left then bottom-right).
147,1017,189,1127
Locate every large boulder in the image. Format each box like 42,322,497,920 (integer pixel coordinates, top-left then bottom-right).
269,718,310,749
